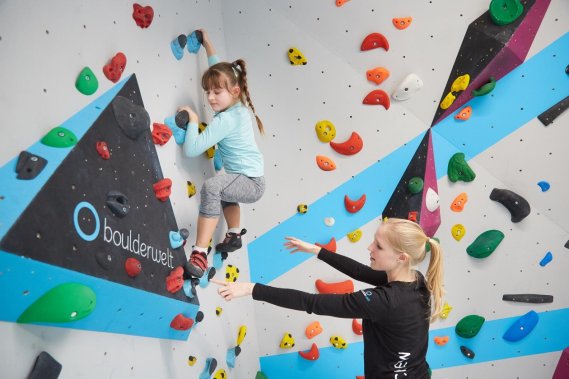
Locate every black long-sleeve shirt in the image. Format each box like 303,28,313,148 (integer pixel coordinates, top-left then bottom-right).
252,248,431,379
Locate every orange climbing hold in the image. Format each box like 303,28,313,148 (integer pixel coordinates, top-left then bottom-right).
298,343,320,360
366,67,390,85
315,237,337,252
316,155,336,171
455,106,472,121
434,336,449,346
450,192,468,212
305,321,323,339
315,279,354,294
335,0,351,6
363,89,390,110
352,319,363,335
330,132,363,156
392,17,413,30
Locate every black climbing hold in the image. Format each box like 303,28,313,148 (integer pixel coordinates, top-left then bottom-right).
221,251,228,261
489,188,530,223
460,346,475,359
15,151,48,180
537,96,569,126
208,358,218,375
195,310,204,323
235,345,242,357
112,96,150,140
177,34,187,48
195,30,203,44
175,110,190,130
179,228,190,240
566,64,569,75
106,190,130,217
208,267,217,280
565,239,569,249
95,251,114,270
502,294,553,303
27,351,62,379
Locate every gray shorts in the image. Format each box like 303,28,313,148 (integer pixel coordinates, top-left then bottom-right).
199,174,265,218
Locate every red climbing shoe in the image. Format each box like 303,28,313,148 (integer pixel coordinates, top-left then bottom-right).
215,229,247,253
184,251,208,278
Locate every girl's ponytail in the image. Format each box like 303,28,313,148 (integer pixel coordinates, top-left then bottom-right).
233,59,265,135
425,238,444,322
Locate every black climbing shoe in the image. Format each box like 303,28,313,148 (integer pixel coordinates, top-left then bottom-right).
216,229,247,253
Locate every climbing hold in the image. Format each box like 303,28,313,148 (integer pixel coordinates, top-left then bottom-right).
392,73,423,101
316,155,336,171
347,229,362,243
448,152,476,182
166,266,184,293
440,302,453,319
15,151,47,180
451,74,471,93
360,32,389,51
440,92,456,110
315,237,337,252
299,343,320,360
75,67,98,95
502,294,553,303
213,148,223,171
324,217,335,227
455,314,485,338
287,47,307,65
408,211,418,222
183,279,197,299
237,325,247,345
212,369,226,379
335,0,351,6
434,336,449,346
171,34,187,60
425,237,440,253
125,257,142,278
27,351,62,379
95,251,113,270
225,264,240,282
366,67,390,85
164,115,186,145
103,52,127,83
255,372,269,379
392,17,413,30
537,181,550,192
132,3,154,28
315,279,354,294
170,228,189,249
199,267,217,288
188,355,197,366
187,181,197,198
460,346,475,359
297,204,308,214
41,126,77,148
197,122,216,159
467,230,504,258
176,110,189,130
330,131,363,155
330,335,348,349
490,188,530,223
305,321,323,339
170,313,194,331
195,311,205,323
18,283,96,323
408,177,424,194
314,120,336,142
363,89,390,110
503,310,539,342
450,192,468,212
472,77,496,97
226,346,241,368
280,333,295,348
455,106,472,121
352,319,363,335
106,190,130,217
451,224,466,241
539,251,553,267
151,122,172,145
112,96,150,140
199,358,217,379
426,188,440,212
187,30,203,54
153,178,172,202
344,194,366,213
489,0,524,26
96,141,111,160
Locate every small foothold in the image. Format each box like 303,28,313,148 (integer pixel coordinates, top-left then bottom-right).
347,229,362,242
537,181,550,192
75,67,99,95
106,190,130,217
153,178,172,202
187,31,202,54
450,192,468,212
305,321,323,339
330,335,348,349
451,224,466,241
352,319,363,335
187,181,197,198
455,106,472,121
125,257,141,278
451,74,470,92
408,177,424,194
467,230,504,258
297,204,308,214
103,52,127,83
225,264,239,282
237,325,247,345
344,194,366,213
315,279,354,294
41,126,78,148
170,313,194,331
215,307,222,317
169,230,185,249
316,155,336,171
188,355,197,366
472,77,496,97
315,237,337,252
95,251,113,270
448,152,476,182
171,34,186,60
366,67,390,85
335,0,351,6
440,92,456,110
324,217,335,227
392,73,423,101
440,302,453,319
15,151,47,180
456,315,485,338
407,211,418,222
314,120,336,142
426,188,440,212
287,47,307,65
27,351,62,379
363,89,390,110
392,17,413,30
360,32,389,51
112,96,150,140
460,346,475,359
195,310,204,323
489,0,524,26
96,141,111,160
132,3,154,28
434,336,449,346
299,343,320,360
280,333,295,348
151,123,173,145
539,251,553,267
330,131,363,155
490,188,530,222
503,310,538,342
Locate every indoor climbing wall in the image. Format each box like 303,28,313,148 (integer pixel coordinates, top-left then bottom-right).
220,0,569,378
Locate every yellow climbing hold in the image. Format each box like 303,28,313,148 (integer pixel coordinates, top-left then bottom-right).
329,335,348,349
451,74,470,92
215,307,223,316
188,355,197,366
347,229,362,243
199,122,216,158
287,47,307,65
315,120,336,143
451,224,466,241
440,302,453,319
213,369,227,379
237,325,247,346
280,333,295,348
187,181,197,198
440,92,456,110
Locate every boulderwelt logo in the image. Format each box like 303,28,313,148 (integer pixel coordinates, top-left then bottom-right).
73,201,174,269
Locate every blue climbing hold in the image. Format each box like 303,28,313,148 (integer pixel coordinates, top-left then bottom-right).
164,115,187,145
169,231,184,249
539,251,553,267
171,34,186,60
183,280,197,299
226,346,241,368
213,251,224,270
199,357,217,379
537,181,550,192
503,310,539,342
187,30,202,54
213,148,223,172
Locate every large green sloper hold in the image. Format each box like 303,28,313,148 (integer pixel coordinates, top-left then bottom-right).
448,152,476,182
467,230,505,258
456,314,485,338
75,66,99,95
17,283,96,324
40,126,78,148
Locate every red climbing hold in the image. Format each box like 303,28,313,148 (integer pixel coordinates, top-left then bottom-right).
335,0,351,6
96,141,110,160
103,52,127,83
315,279,354,294
315,237,337,253
170,313,194,331
352,319,363,335
153,178,172,202
152,122,173,145
344,194,366,213
166,266,184,293
298,343,320,360
330,132,363,156
360,33,389,52
132,3,154,28
125,257,142,278
363,89,390,110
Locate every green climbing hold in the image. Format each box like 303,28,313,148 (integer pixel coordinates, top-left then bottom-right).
467,230,505,259
489,0,524,26
408,177,424,194
75,66,99,95
40,126,78,148
426,237,440,253
472,77,496,97
255,371,269,379
455,314,485,338
17,283,96,324
447,153,476,182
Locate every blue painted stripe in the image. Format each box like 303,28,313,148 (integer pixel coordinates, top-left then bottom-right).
259,308,569,378
248,32,569,285
0,250,198,340
0,76,130,241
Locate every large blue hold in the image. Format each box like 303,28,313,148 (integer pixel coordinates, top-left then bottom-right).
503,310,539,342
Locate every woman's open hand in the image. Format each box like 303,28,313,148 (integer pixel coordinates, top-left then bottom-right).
211,279,255,301
284,237,320,254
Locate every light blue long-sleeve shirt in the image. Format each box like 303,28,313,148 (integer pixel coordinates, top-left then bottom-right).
182,55,264,177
